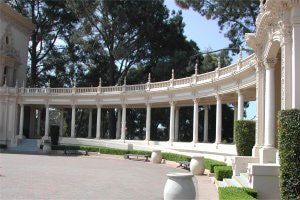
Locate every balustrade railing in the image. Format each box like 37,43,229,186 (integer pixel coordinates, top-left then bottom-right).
125,84,146,92
8,54,255,96
173,77,193,86
150,81,170,89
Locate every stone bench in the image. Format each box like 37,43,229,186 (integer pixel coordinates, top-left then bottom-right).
124,154,149,162
64,149,88,156
177,161,190,170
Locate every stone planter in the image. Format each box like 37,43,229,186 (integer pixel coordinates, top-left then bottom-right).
151,150,162,164
190,155,205,175
164,172,196,200
43,142,52,154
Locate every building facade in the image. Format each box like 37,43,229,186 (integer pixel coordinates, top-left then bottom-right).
0,0,299,198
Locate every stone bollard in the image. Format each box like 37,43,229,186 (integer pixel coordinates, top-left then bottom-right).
164,172,196,200
190,155,205,175
151,150,162,164
42,139,52,154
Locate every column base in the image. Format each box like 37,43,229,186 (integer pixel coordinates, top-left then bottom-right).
252,145,261,158
17,134,25,140
42,135,51,142
259,147,277,164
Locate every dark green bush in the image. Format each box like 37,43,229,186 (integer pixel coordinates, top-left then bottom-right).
50,125,59,145
162,153,191,162
204,159,226,173
0,144,7,149
234,120,255,156
214,166,233,181
278,109,300,200
218,187,257,200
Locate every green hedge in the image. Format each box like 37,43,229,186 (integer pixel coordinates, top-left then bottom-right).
234,120,255,156
162,153,191,162
218,187,257,200
278,109,300,200
204,159,226,173
52,145,152,156
214,166,233,181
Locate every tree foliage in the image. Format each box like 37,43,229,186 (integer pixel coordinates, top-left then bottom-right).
175,0,260,49
5,0,79,87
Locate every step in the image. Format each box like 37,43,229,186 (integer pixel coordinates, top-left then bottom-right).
223,178,242,187
240,173,250,180
216,181,227,188
233,175,250,187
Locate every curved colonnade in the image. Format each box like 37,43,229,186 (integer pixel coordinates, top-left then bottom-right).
10,54,257,160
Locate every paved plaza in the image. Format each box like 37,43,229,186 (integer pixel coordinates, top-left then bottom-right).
0,153,218,200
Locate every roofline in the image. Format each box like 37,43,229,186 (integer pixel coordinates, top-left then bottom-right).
0,1,34,35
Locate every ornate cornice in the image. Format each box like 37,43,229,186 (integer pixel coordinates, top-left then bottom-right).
0,2,34,35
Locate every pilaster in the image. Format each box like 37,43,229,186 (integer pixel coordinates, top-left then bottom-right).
192,98,199,145
88,109,92,138
71,105,76,138
215,95,222,144
96,105,101,139
121,104,126,141
169,100,175,145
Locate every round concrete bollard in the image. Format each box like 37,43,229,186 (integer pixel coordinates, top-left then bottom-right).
190,155,205,175
42,143,52,154
164,172,196,200
151,150,162,164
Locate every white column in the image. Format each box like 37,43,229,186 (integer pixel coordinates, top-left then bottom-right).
96,105,101,139
145,103,151,142
233,103,238,126
59,110,64,137
18,104,24,137
203,105,209,143
264,61,276,148
71,105,76,138
192,99,199,144
88,109,92,138
121,105,126,141
215,95,222,144
174,107,179,141
44,104,49,137
292,6,300,108
116,109,121,139
37,108,41,137
237,91,244,120
260,60,278,163
169,101,175,144
0,66,4,86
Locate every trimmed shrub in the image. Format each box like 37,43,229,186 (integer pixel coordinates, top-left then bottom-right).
162,153,191,162
214,166,233,181
50,125,59,145
0,144,7,149
234,120,255,156
218,187,257,200
278,109,300,200
204,159,226,173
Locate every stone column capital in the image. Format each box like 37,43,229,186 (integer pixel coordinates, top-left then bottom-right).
264,58,277,70
215,94,222,101
169,100,176,106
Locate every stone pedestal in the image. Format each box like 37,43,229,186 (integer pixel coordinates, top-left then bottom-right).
259,147,277,164
164,173,196,200
42,142,52,154
248,163,280,199
151,150,162,164
190,155,205,175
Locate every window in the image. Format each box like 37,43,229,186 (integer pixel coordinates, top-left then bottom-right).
3,67,7,86
5,36,9,45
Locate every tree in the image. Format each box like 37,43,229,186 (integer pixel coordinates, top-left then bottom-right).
175,0,260,49
6,0,79,87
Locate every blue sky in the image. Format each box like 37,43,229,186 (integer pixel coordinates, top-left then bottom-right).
165,0,256,120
